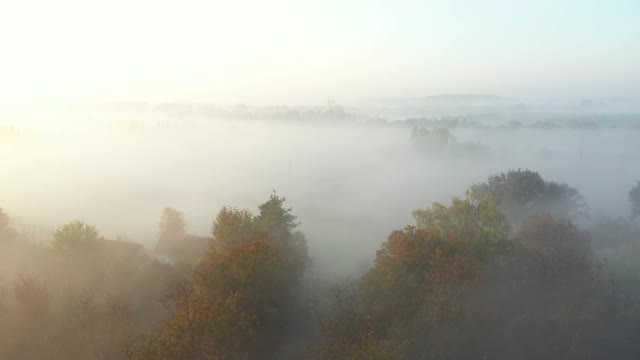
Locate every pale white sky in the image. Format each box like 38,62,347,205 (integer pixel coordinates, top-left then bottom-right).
0,0,638,106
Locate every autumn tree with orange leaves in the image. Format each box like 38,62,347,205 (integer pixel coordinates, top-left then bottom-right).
128,193,309,360
309,193,635,360
308,196,511,360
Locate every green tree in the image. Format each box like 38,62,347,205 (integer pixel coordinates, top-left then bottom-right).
256,192,299,239
52,220,103,252
412,195,511,257
468,169,588,226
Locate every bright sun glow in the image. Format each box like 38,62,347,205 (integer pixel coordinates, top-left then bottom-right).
1,0,638,106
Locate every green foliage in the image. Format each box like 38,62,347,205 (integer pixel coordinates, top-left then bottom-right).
412,196,511,257
470,169,547,204
468,169,588,226
52,220,103,253
256,192,299,239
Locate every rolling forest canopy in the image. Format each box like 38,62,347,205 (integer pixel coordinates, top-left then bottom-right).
467,169,589,227
1,174,640,360
2,0,639,358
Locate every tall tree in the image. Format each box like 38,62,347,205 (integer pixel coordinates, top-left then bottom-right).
155,207,187,255
158,207,186,241
129,194,309,360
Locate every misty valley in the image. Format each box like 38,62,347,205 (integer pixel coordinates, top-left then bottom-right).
3,0,640,357
1,105,640,359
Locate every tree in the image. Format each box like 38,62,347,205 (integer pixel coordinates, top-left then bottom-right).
211,207,254,250
518,214,591,257
311,195,637,359
477,214,620,360
306,281,408,360
412,195,511,258
3,276,135,360
256,192,299,239
312,197,512,360
52,220,103,253
467,169,588,226
410,126,452,154
158,207,186,241
129,193,309,360
630,180,640,220
155,207,187,255
13,274,49,318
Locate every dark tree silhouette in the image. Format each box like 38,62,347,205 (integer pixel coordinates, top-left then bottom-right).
468,169,588,227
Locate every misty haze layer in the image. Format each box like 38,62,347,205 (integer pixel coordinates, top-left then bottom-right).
2,109,638,276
